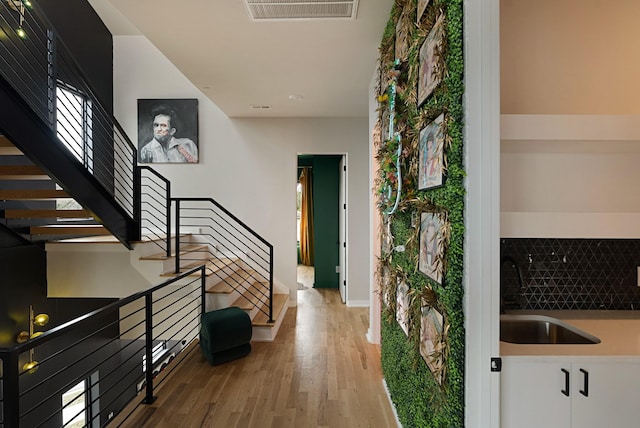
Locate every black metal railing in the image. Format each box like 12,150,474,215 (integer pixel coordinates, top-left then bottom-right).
172,198,274,323
139,166,171,255
0,265,206,428
0,1,137,219
137,164,274,323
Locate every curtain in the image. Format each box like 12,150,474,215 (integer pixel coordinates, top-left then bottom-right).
299,167,314,266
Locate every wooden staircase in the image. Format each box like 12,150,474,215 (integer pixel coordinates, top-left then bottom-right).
133,237,289,342
1,132,288,339
0,135,107,241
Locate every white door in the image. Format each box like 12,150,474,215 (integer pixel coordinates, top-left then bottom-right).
571,360,640,428
501,357,571,428
339,156,347,303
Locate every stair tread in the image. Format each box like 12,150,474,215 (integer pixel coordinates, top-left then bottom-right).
231,287,265,310
160,257,238,277
0,189,69,199
0,165,49,180
206,269,266,293
252,294,289,326
130,233,193,245
30,225,109,235
0,136,22,155
139,244,209,260
4,209,91,219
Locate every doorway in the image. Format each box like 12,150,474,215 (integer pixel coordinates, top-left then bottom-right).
296,154,347,302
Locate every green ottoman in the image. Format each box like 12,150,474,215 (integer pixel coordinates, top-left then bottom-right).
199,306,252,365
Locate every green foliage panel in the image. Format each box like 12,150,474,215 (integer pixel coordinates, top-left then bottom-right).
377,0,465,426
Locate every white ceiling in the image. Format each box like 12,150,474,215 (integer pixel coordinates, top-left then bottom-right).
87,0,393,118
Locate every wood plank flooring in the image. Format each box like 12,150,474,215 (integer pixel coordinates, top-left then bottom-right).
118,288,397,428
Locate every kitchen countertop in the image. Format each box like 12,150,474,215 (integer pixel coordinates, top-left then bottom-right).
500,311,640,357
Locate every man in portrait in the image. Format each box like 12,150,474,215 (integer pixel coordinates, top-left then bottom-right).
139,103,198,163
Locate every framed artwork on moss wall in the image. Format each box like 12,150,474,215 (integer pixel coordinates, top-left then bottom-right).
396,279,410,336
419,212,445,285
418,113,445,190
418,13,445,106
420,298,445,385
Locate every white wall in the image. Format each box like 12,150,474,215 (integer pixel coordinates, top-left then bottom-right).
501,115,640,238
113,36,371,305
47,243,151,298
501,0,640,115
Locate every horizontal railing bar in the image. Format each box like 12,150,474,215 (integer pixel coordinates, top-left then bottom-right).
153,292,199,323
141,193,167,208
18,305,147,387
178,212,271,256
140,166,171,185
153,327,200,391
0,266,203,355
19,313,133,389
19,331,146,405
178,229,267,270
172,198,272,249
179,221,270,264
152,279,199,306
153,298,200,339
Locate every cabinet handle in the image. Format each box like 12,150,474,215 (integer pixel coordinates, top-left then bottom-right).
579,368,589,397
561,368,570,396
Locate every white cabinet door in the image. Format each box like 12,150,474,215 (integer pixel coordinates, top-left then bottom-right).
501,357,571,428
571,361,640,428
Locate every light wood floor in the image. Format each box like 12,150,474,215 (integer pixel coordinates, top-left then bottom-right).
119,288,397,428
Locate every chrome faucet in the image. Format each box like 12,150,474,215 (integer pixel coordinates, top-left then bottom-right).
500,255,525,314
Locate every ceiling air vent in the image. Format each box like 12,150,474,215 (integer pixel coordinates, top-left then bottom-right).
244,0,359,21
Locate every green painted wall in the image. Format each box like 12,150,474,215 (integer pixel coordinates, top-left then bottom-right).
312,155,341,288
298,155,341,288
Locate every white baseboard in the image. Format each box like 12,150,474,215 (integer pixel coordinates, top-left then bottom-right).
382,378,402,428
347,300,369,308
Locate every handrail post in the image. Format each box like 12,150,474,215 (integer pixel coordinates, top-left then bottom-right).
2,351,20,427
174,199,180,274
201,265,207,316
269,247,274,323
166,181,172,258
143,294,156,404
133,165,142,242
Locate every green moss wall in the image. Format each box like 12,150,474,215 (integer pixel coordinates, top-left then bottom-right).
375,0,465,426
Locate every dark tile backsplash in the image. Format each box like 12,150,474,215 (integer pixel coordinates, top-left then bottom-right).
501,238,640,310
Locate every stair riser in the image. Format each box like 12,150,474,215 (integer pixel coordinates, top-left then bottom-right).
160,250,211,272
134,233,197,258
205,263,242,288
251,308,287,342
205,293,234,312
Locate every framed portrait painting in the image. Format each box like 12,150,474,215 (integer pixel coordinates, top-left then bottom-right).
137,98,199,164
419,212,445,285
396,279,410,336
418,14,445,106
420,299,445,385
418,113,445,190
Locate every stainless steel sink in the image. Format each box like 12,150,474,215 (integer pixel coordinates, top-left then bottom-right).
500,315,600,344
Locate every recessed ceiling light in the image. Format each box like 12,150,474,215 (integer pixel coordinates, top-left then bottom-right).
288,94,304,101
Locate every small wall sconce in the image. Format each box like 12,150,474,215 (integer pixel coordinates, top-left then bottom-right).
16,305,50,374
6,0,32,39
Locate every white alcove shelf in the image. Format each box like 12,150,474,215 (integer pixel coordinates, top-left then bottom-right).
501,115,640,238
